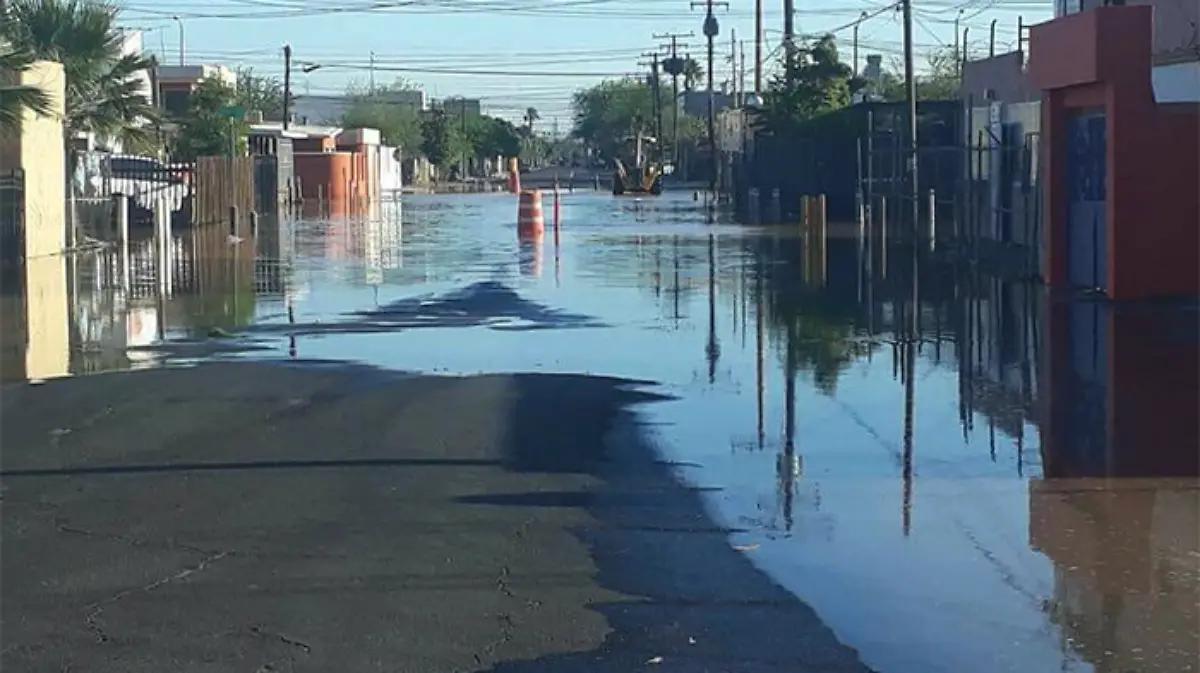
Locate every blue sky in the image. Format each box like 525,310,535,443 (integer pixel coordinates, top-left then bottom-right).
118,0,1049,125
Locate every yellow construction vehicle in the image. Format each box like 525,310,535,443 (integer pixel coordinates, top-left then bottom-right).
612,132,667,196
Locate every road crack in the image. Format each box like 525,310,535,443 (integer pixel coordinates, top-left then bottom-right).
84,550,231,644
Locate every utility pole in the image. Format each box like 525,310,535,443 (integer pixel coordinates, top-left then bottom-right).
691,0,728,196
655,31,693,168
369,51,376,92
754,0,763,95
783,0,795,70
853,11,868,76
740,40,747,101
730,29,738,105
282,44,292,130
639,52,666,164
901,0,919,236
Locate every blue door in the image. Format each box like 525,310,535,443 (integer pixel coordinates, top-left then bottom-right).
1066,111,1107,291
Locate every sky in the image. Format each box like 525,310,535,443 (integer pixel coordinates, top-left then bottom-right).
117,0,1050,127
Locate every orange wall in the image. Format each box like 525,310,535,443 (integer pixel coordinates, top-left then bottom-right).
294,151,370,203
1030,6,1200,300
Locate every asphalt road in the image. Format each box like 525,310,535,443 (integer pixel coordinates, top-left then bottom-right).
1,361,873,673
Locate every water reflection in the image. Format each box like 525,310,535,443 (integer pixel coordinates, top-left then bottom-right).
3,194,1196,673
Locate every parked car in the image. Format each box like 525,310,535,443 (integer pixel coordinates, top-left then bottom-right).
102,155,191,219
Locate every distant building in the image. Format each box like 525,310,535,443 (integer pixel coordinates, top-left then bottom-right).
155,64,236,118
293,89,426,126
680,90,731,118
439,97,481,117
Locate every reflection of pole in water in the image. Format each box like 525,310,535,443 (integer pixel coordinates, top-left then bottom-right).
780,321,798,532
755,260,765,450
901,237,919,537
706,233,719,384
287,299,296,358
672,235,681,328
654,238,662,298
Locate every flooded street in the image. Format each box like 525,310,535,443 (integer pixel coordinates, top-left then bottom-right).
4,192,1198,673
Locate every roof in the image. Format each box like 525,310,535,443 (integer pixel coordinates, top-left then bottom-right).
248,122,340,139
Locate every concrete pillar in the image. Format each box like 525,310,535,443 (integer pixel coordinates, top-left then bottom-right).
0,61,66,259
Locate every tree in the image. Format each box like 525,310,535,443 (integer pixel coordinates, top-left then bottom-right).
523,106,539,135
874,47,960,101
420,108,460,169
1,0,161,152
234,67,286,121
172,78,247,160
572,77,699,162
682,57,703,92
341,83,423,151
758,35,857,134
0,39,51,135
469,115,521,159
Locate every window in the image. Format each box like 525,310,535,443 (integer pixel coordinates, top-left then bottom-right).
161,89,190,116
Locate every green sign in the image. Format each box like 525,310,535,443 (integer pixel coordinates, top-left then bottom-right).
217,105,245,119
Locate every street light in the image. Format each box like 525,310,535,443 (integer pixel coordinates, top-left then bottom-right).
171,15,184,66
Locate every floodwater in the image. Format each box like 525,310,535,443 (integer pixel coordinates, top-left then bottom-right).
3,191,1198,673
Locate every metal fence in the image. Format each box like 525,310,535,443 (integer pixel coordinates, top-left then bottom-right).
1,168,24,264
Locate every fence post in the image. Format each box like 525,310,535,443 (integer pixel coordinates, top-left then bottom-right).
113,194,130,293
229,205,239,237
928,188,937,251
156,195,170,297
878,195,888,279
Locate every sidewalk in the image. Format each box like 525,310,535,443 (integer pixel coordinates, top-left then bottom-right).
1,361,873,672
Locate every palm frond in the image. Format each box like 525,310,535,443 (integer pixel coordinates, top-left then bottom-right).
0,83,53,133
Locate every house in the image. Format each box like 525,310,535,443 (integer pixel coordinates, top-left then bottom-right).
249,122,395,212
154,64,236,118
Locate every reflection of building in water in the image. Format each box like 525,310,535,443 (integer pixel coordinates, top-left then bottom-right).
0,255,70,381
955,273,1042,458
1030,298,1199,673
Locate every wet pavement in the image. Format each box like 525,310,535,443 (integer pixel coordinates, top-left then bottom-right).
2,192,1198,673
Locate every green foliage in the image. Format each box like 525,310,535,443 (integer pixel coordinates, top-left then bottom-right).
467,115,522,159
873,47,961,101
571,77,698,161
420,109,458,167
1,0,162,152
172,78,247,160
759,35,856,134
341,83,423,151
234,67,287,121
682,57,703,91
0,39,52,134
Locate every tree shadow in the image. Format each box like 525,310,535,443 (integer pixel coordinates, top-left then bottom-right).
470,374,876,672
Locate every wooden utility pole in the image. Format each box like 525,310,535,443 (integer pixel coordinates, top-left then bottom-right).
754,0,763,95
901,0,919,236
655,31,694,166
282,44,292,130
638,52,665,163
690,0,728,195
730,30,738,105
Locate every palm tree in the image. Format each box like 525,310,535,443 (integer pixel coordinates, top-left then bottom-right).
682,58,703,92
1,0,160,152
0,39,52,134
523,106,539,135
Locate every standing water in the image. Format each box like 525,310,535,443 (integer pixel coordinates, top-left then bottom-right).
4,191,1196,673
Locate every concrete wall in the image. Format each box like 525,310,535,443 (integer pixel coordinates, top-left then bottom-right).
0,60,66,259
1054,0,1199,64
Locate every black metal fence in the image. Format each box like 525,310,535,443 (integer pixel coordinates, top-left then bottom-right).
1,168,25,265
